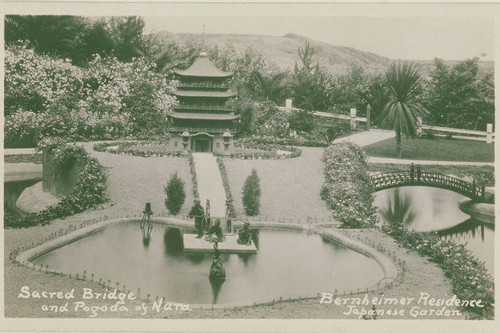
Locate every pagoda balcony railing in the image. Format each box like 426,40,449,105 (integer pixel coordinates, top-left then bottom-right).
169,126,236,134
177,82,229,89
174,104,233,112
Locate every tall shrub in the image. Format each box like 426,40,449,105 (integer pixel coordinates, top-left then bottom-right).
164,172,186,215
242,169,261,216
321,141,377,228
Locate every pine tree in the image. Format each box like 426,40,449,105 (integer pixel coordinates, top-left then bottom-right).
242,169,261,216
164,172,186,215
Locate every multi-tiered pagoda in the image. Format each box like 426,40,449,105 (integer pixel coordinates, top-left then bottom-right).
167,52,238,153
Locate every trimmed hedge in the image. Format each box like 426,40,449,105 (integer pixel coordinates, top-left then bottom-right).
5,142,107,228
188,152,200,201
240,135,327,147
93,141,182,158
321,141,378,228
383,223,494,319
227,139,302,160
216,156,237,218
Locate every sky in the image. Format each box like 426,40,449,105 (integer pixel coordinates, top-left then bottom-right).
144,16,494,61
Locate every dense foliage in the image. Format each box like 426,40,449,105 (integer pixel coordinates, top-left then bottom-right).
321,142,378,228
164,172,186,215
5,44,177,147
383,223,494,319
242,169,261,216
5,141,107,228
424,58,494,131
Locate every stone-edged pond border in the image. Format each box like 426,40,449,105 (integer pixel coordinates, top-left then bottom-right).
13,218,399,311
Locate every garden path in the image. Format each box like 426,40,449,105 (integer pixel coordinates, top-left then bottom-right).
368,156,495,166
335,129,395,147
192,153,227,217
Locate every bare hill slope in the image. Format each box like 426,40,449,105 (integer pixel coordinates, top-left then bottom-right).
151,31,493,77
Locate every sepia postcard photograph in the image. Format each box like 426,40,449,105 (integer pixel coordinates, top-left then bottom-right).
1,1,498,332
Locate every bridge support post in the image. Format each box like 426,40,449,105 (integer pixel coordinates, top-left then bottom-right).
410,164,415,182
417,165,421,182
481,186,485,198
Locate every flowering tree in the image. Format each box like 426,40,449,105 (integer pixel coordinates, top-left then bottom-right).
4,44,178,147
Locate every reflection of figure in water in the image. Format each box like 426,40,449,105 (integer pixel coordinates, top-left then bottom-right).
141,203,153,246
209,246,225,304
207,219,225,246
189,199,205,238
209,247,226,281
237,222,252,245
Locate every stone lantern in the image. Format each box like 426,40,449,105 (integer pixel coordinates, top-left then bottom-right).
181,130,190,154
222,129,232,155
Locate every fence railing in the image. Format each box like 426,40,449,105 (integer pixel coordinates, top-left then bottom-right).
168,127,236,134
174,104,233,112
178,82,229,89
371,170,486,200
280,107,494,141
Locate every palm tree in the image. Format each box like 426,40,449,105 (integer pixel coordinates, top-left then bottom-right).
5,15,84,57
249,70,289,103
377,62,428,157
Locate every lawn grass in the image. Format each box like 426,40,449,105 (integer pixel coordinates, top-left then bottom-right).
363,137,494,162
4,154,42,164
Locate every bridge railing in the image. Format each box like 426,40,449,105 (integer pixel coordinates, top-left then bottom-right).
371,169,484,199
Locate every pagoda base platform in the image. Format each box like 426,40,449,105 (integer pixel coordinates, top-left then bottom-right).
183,234,257,254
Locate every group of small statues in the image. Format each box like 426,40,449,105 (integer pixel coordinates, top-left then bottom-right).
188,199,253,246
139,200,254,284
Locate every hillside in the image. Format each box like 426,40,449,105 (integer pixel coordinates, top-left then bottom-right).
149,31,494,78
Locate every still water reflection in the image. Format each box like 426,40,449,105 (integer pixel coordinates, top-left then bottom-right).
32,222,384,304
374,186,494,273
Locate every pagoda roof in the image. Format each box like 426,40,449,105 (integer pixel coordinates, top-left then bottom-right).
167,112,240,121
174,52,233,78
174,90,236,98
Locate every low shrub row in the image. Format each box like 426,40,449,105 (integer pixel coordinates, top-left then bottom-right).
93,141,182,158
383,223,494,319
188,152,200,201
320,141,378,228
228,139,302,160
216,156,237,218
5,142,108,228
240,135,327,147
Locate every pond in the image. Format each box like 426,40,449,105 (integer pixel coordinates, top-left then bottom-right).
373,186,494,274
31,222,384,305
4,179,39,210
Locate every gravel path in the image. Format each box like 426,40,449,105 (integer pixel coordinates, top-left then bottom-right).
224,147,333,221
192,153,226,217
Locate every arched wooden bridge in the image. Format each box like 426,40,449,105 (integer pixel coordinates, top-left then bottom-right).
371,166,493,203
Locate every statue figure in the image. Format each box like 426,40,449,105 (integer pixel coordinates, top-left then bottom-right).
209,247,226,281
237,221,252,245
188,199,205,238
140,203,153,246
207,219,225,245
